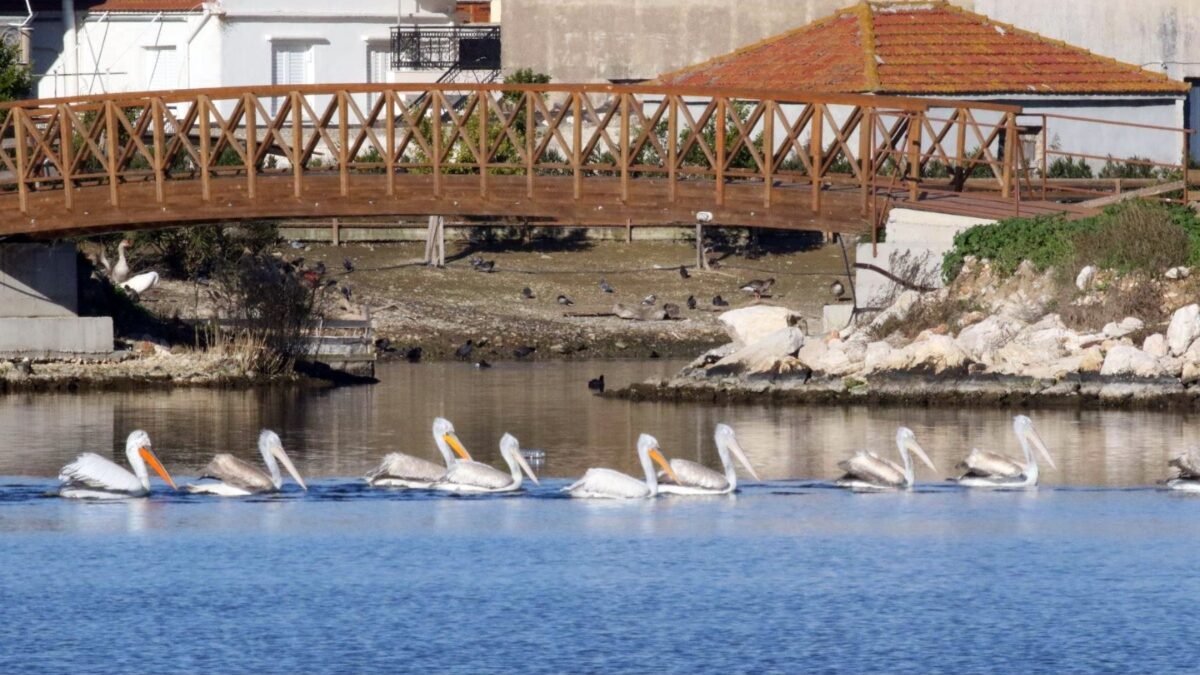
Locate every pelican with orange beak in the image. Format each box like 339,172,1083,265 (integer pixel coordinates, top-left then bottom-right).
365,417,473,488
433,433,540,493
57,430,178,499
564,433,679,499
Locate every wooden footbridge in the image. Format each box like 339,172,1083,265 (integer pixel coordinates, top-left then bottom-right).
0,82,1188,240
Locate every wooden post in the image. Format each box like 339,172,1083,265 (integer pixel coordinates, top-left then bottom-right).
13,108,27,213
525,91,534,199
292,91,303,198
810,104,822,212
331,217,341,246
956,108,968,188
908,111,922,202
1001,112,1015,199
668,95,677,203
859,108,872,215
199,96,211,202
436,215,445,266
424,215,444,267
572,92,582,200
478,92,488,197
59,105,73,211
1039,115,1048,200
432,92,442,197
695,222,704,270
105,101,120,207
620,93,629,203
245,93,257,200
1182,128,1191,207
385,92,395,196
715,97,725,207
338,90,349,197
763,100,774,209
625,217,632,243
151,100,164,203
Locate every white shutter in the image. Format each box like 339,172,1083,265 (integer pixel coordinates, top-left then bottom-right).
272,43,314,113
367,44,390,108
144,47,179,92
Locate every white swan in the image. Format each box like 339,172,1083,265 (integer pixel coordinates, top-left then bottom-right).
658,423,760,495
433,433,540,493
111,239,131,283
564,434,678,499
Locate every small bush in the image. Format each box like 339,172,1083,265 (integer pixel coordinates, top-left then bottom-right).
1056,273,1166,333
1047,156,1093,179
128,222,279,279
867,295,973,341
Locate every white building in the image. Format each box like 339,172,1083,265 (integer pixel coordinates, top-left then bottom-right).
1,0,477,100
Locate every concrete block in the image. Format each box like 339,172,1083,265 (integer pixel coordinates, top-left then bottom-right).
822,303,855,334
0,243,79,317
0,317,113,357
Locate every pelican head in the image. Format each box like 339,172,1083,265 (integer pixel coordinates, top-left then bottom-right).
432,417,472,465
123,429,177,492
1013,415,1056,475
895,427,937,486
714,423,761,482
259,429,307,491
499,433,540,487
636,433,678,492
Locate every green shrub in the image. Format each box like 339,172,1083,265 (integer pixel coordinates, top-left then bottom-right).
1047,156,1093,179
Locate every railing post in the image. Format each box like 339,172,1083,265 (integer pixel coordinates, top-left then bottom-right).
1001,111,1015,199
956,107,968,189
620,92,630,203
59,105,73,211
859,107,872,216
244,92,256,200
385,91,395,197
199,95,211,202
668,95,677,203
524,90,534,199
907,111,921,202
1040,114,1048,200
13,107,27,213
292,91,303,198
715,97,725,207
151,99,164,203
432,91,442,197
572,92,581,200
338,90,349,197
810,103,823,213
103,101,121,207
763,99,774,209
478,91,488,197
1182,129,1191,208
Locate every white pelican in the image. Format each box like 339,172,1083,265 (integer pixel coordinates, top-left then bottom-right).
952,415,1056,488
433,433,540,493
364,417,473,488
563,433,679,499
658,423,761,496
1165,447,1200,491
57,429,177,499
186,429,307,496
834,427,937,491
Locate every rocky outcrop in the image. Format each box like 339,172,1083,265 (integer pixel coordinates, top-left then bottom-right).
717,305,804,347
707,326,805,376
1167,304,1200,356
1100,345,1163,378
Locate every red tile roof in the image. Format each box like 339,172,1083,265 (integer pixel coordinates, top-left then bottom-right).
657,1,1188,96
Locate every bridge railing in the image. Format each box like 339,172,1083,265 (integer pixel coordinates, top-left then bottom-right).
0,83,1023,227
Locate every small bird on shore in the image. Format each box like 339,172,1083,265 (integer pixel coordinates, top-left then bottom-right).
340,285,353,302
740,278,775,299
557,294,574,306
343,258,354,273
404,346,423,363
474,360,492,369
514,345,537,359
686,295,697,310
649,350,661,359
314,261,327,275
374,338,396,353
641,294,656,306
476,260,496,273
588,375,605,394
679,266,690,279
830,280,846,300
599,279,614,293
521,287,535,299
712,295,729,307
663,303,681,319
455,340,474,360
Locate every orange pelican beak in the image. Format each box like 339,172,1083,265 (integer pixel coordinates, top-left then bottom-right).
139,446,177,490
444,433,472,461
649,448,678,484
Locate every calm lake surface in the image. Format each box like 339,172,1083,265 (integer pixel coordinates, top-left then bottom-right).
3,360,1199,673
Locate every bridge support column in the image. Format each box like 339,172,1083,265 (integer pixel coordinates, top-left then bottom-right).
423,215,445,268
0,243,113,358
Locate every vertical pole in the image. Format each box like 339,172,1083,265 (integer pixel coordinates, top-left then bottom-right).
858,108,872,215
525,91,534,199
199,96,211,202
907,111,921,202
152,100,164,203
763,100,774,209
331,217,340,246
956,108,968,189
105,101,120,207
292,91,303,199
59,105,74,211
437,215,445,267
338,90,349,197
715,97,725,207
478,91,488,197
626,217,632,243
385,92,395,196
432,91,442,197
619,92,629,203
668,95,677,203
1182,129,1191,207
1040,115,1048,200
244,93,256,200
13,108,27,213
423,214,434,264
572,92,581,200
810,103,823,213
695,222,704,270
1001,111,1015,199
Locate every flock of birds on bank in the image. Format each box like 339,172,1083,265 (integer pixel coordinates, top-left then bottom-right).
50,415,1200,499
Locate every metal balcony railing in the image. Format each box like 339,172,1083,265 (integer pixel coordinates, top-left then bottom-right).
390,25,501,71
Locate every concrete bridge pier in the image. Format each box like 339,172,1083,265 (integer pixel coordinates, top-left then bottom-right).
0,243,114,358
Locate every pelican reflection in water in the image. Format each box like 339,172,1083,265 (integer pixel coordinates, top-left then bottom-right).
187,430,307,496
658,423,760,495
57,430,178,499
433,433,540,493
952,415,1056,488
835,427,937,491
365,417,472,488
564,433,678,499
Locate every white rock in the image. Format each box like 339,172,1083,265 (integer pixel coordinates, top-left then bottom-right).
903,334,969,374
813,346,857,376
1100,345,1163,378
1142,333,1168,359
796,339,829,369
1183,361,1200,384
955,315,1022,361
1075,265,1097,291
1025,355,1085,380
1077,347,1105,373
867,290,920,333
717,306,803,348
862,341,894,373
710,327,805,375
1166,266,1191,280
1167,304,1200,356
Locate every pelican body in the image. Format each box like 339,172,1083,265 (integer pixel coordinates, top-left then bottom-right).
564,434,678,499
365,417,472,488
835,427,937,491
187,430,307,496
434,433,540,493
57,430,177,499
953,416,1056,488
1166,447,1200,491
658,424,761,495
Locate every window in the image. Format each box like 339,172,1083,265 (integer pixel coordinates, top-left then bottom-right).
366,43,390,109
143,46,179,92
271,42,314,113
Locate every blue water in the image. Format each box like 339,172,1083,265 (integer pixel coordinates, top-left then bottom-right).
2,479,1197,673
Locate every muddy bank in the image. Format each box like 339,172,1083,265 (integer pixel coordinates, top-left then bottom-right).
613,372,1200,410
